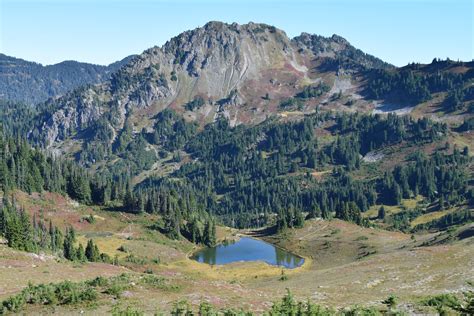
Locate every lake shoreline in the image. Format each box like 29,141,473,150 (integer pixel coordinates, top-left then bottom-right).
189,233,307,270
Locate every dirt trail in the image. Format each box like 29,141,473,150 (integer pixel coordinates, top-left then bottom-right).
298,222,329,240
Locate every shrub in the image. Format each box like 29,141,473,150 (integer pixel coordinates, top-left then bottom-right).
84,214,96,224
422,293,461,311
1,280,97,313
105,283,125,298
87,276,109,287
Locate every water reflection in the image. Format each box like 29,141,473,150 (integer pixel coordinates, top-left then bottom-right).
192,237,304,269
201,246,217,265
275,246,304,267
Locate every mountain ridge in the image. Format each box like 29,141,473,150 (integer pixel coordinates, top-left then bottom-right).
0,53,135,105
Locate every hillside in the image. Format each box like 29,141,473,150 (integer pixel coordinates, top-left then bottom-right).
0,191,472,314
0,53,134,105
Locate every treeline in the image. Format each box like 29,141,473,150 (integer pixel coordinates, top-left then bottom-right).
459,117,474,132
78,117,157,175
280,82,330,109
185,96,205,111
2,105,471,235
366,59,473,109
0,53,131,105
0,134,108,205
0,128,217,247
0,197,109,263
77,109,195,177
296,83,331,99
3,105,470,234
413,209,473,232
379,149,472,206
332,113,447,154
133,180,217,245
154,111,453,228
0,100,38,137
1,127,156,208
147,109,197,151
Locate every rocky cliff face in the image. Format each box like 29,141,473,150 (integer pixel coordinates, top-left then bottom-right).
30,21,389,151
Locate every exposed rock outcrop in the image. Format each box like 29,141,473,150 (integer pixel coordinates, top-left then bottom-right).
30,21,389,151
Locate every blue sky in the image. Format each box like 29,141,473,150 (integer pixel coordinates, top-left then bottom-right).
0,0,472,66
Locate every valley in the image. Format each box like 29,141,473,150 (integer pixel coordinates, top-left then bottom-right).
0,190,472,314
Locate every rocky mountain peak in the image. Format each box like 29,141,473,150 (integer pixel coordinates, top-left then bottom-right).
30,21,392,151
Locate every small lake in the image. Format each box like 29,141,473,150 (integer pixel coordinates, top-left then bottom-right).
191,237,304,269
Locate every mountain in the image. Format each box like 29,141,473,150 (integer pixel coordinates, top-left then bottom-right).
1,21,471,228
30,22,393,150
29,22,473,159
19,21,471,228
0,53,135,105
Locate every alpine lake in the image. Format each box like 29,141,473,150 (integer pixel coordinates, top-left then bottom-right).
191,237,304,269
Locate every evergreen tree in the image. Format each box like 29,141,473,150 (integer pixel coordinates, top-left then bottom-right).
378,206,386,220
63,227,77,261
85,239,100,262
76,243,86,262
203,219,216,247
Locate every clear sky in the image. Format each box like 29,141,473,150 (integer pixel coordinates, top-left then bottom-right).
0,0,472,67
